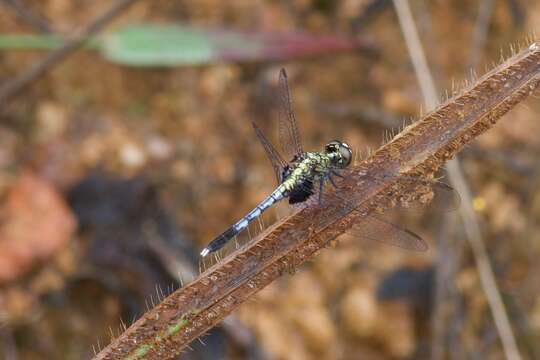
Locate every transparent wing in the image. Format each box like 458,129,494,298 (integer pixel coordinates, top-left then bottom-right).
251,119,288,184
277,68,303,161
288,172,460,251
328,169,461,212
347,214,428,252
384,176,461,212
288,179,428,251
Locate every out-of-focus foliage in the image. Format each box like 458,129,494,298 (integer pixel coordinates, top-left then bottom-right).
0,24,369,66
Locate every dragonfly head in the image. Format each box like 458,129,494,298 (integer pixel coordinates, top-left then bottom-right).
325,140,352,168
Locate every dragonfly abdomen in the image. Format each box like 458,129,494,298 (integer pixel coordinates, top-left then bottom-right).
200,187,285,257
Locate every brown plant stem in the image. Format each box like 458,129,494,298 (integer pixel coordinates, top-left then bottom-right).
1,0,53,33
95,41,540,360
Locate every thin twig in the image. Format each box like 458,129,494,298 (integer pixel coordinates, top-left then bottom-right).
468,0,495,69
0,0,140,107
392,1,522,359
432,215,465,360
0,326,17,360
95,37,540,359
1,0,53,33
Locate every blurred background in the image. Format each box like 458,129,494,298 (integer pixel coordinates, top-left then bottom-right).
0,1,539,359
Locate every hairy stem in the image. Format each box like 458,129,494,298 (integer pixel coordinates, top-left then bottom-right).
95,40,540,360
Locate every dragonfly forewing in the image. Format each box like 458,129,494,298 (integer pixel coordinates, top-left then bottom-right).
277,69,304,161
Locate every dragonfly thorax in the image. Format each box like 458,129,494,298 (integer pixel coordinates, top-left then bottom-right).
282,141,352,186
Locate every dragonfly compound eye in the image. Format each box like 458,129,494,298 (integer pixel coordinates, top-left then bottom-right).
338,142,352,167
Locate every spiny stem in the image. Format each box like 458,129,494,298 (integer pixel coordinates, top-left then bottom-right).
95,40,540,360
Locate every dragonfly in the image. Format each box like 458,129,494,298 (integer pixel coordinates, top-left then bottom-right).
200,68,457,257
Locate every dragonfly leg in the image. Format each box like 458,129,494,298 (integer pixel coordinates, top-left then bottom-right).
328,174,338,189
331,170,345,178
318,178,324,205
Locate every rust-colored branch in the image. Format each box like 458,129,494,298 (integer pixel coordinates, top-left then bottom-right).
95,41,540,360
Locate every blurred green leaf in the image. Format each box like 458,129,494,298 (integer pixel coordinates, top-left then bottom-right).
0,24,372,67
0,34,63,50
101,25,217,66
